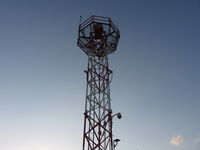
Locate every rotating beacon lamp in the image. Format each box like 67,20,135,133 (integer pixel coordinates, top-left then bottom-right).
77,16,121,150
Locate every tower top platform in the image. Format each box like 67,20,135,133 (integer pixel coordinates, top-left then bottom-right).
77,15,120,57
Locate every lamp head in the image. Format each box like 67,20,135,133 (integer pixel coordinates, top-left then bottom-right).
114,139,120,142
114,139,120,148
117,113,122,119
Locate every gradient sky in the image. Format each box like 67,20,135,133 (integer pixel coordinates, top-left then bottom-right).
0,0,200,150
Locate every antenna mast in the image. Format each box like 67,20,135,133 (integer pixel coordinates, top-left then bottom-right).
77,15,121,150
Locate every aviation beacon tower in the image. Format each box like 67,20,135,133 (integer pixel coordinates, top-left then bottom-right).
77,16,121,150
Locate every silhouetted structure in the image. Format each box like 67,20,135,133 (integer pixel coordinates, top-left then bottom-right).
78,15,120,150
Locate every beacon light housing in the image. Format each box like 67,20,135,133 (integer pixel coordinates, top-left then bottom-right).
78,15,120,57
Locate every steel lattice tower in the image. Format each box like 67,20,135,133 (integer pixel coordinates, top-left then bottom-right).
77,16,120,150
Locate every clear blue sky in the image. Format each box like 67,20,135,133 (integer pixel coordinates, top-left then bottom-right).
0,0,200,150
